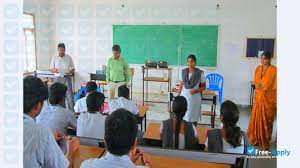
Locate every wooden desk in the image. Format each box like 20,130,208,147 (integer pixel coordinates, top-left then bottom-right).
74,145,231,168
74,145,105,168
143,123,209,144
136,153,230,168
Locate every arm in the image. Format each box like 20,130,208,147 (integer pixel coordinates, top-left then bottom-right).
69,56,75,75
50,57,58,73
124,61,131,84
44,129,69,168
106,59,110,84
66,136,79,168
190,72,206,94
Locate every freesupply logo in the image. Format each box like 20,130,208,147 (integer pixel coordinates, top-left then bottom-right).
246,146,291,159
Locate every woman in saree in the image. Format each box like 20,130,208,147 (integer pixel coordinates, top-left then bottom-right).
247,51,277,150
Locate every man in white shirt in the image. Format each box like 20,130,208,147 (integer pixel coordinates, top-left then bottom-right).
74,81,97,113
23,76,78,168
77,91,106,140
50,43,75,112
109,85,138,115
80,109,151,168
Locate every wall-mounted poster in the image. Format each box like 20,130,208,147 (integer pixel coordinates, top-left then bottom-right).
246,38,276,58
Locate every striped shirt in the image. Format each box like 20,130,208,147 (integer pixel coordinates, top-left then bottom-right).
74,96,87,113
23,114,69,168
108,97,138,115
80,152,137,168
36,105,77,135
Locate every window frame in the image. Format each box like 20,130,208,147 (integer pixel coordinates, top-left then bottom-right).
23,12,37,72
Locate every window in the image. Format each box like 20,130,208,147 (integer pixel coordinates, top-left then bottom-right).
23,13,37,72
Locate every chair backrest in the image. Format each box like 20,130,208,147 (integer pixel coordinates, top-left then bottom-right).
90,73,106,81
78,136,105,148
205,73,224,91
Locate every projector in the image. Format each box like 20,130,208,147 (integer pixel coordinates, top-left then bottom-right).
145,60,157,68
158,61,168,68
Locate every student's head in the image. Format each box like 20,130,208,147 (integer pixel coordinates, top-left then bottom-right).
172,96,188,118
104,108,138,156
187,54,196,68
261,51,272,66
86,81,97,94
220,100,242,147
49,82,68,106
112,44,121,59
24,76,48,117
172,96,188,148
86,91,105,112
118,85,130,99
58,43,66,57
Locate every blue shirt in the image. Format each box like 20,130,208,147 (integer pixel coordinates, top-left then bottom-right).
80,152,137,168
23,114,69,168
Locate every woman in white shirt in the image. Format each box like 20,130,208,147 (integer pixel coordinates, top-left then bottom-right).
205,100,247,154
77,91,106,140
178,54,206,125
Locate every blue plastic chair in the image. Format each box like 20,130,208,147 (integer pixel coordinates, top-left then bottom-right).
205,73,224,105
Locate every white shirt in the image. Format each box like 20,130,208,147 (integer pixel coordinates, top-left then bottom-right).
77,112,106,139
108,97,138,115
81,152,137,168
23,114,69,168
74,96,87,113
50,54,75,74
205,136,245,154
160,122,198,150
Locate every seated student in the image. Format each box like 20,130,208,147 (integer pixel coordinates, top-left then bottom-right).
77,91,106,139
74,81,97,113
23,76,78,168
205,100,248,154
160,96,198,150
108,85,138,115
37,82,77,135
81,109,151,168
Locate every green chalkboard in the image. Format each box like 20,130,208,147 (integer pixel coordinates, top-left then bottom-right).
113,25,218,67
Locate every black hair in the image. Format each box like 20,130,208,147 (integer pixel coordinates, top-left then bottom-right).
172,96,188,149
105,108,138,156
220,100,242,148
49,82,68,105
86,81,97,93
187,54,196,63
24,76,49,114
112,44,121,53
86,91,105,112
261,51,272,60
58,43,66,49
118,85,129,99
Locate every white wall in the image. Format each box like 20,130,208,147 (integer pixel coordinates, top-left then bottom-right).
23,0,52,70
25,0,277,105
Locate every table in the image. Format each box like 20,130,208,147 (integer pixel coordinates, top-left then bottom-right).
74,145,105,168
250,81,255,107
74,145,231,168
34,70,75,92
143,123,209,145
